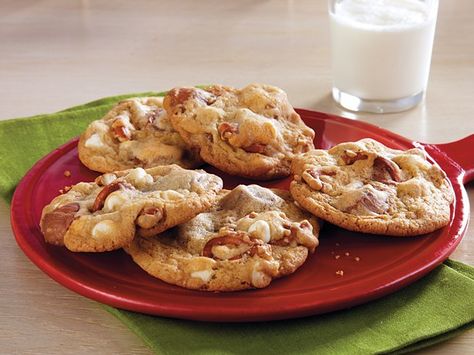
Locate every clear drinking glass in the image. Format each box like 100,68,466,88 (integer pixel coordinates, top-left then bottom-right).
329,0,439,113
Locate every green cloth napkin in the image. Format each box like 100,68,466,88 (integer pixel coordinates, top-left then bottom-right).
1,92,473,355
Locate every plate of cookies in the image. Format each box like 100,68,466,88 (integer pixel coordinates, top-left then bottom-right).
11,84,473,321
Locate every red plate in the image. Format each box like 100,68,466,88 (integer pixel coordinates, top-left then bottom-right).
11,109,474,322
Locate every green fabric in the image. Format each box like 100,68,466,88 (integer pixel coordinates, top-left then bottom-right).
1,93,473,355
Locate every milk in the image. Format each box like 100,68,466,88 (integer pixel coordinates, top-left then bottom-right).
330,0,438,102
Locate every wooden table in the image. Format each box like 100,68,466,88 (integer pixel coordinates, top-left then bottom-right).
1,0,473,353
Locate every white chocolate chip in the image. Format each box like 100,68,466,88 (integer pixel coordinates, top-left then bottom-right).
236,211,290,242
103,191,127,212
250,264,269,288
212,244,249,260
132,101,150,120
190,270,213,283
152,111,171,130
397,177,428,198
91,120,108,131
335,185,389,216
126,168,154,188
248,220,271,243
116,111,131,123
91,220,114,239
272,223,288,240
101,173,117,185
85,133,104,149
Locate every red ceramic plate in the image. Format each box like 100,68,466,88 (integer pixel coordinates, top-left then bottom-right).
11,109,474,322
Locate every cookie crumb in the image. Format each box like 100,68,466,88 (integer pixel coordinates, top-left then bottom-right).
64,170,72,177
345,252,350,256
335,242,340,247
354,257,360,262
335,255,340,259
336,270,344,277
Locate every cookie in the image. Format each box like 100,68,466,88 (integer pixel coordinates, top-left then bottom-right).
40,165,223,252
290,139,454,236
78,97,202,173
125,184,320,291
163,84,315,180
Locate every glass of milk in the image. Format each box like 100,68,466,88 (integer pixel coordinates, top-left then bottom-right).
329,0,439,113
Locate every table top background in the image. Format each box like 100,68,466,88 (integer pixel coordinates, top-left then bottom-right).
1,0,473,353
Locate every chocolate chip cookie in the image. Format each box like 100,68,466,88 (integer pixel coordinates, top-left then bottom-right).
78,97,202,173
163,84,315,180
40,165,223,252
125,185,320,291
290,139,454,236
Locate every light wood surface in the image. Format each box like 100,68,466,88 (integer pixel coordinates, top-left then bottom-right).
1,0,473,354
